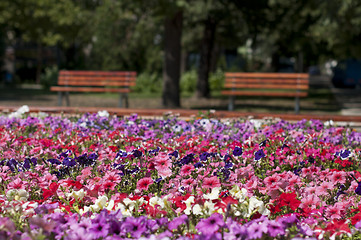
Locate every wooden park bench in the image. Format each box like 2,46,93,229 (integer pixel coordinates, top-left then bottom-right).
50,70,137,108
221,72,309,114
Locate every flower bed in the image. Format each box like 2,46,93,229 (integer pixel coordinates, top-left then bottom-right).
1,107,361,239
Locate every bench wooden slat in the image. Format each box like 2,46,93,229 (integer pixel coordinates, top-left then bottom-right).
59,76,136,81
59,70,136,77
51,70,137,108
50,86,131,93
225,72,309,78
224,79,309,85
221,90,308,97
222,72,309,113
223,83,309,90
57,80,136,87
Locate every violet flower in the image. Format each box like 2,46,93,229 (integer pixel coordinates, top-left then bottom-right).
254,149,265,161
122,217,147,238
168,214,188,231
196,213,224,235
232,147,243,156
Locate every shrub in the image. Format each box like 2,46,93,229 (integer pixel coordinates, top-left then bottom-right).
40,65,59,90
132,72,162,94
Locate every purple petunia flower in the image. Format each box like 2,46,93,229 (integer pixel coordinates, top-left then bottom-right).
267,220,285,237
196,213,224,235
279,214,298,228
200,152,210,162
355,182,361,195
247,222,268,239
169,151,179,158
232,147,243,156
168,214,188,230
63,157,76,167
122,217,147,238
88,222,109,239
340,149,351,159
254,149,265,161
199,232,222,240
225,221,248,240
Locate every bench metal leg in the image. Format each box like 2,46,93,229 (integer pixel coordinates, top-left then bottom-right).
119,94,123,108
295,96,300,114
124,93,129,108
228,96,235,111
65,92,70,106
119,93,129,108
58,92,63,106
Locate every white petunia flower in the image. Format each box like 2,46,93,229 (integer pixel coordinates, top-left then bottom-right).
97,110,109,118
203,187,220,200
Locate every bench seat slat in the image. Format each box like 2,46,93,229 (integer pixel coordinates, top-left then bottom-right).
50,86,131,93
221,90,308,97
224,83,309,90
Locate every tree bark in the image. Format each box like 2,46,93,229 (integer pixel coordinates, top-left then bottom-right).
36,42,43,84
196,16,216,98
162,10,183,108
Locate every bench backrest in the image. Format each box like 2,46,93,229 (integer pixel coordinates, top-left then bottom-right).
223,72,309,97
58,70,137,87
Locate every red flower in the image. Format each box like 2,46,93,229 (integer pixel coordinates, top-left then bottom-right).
324,219,351,238
145,204,167,218
278,192,301,211
351,212,361,225
65,180,83,189
42,182,59,200
109,146,118,152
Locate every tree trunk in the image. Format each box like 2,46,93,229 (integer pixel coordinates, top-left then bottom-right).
196,16,216,98
36,42,43,84
162,10,183,108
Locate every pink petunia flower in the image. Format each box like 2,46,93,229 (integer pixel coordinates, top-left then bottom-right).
326,204,342,220
330,171,346,184
180,165,194,177
154,152,172,171
316,181,333,196
202,176,221,189
137,177,153,191
102,180,116,191
300,195,321,210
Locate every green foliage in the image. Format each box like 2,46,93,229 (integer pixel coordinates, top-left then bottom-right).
0,0,87,47
40,66,58,90
132,72,162,94
209,69,225,92
86,0,162,73
179,69,225,94
180,70,197,94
